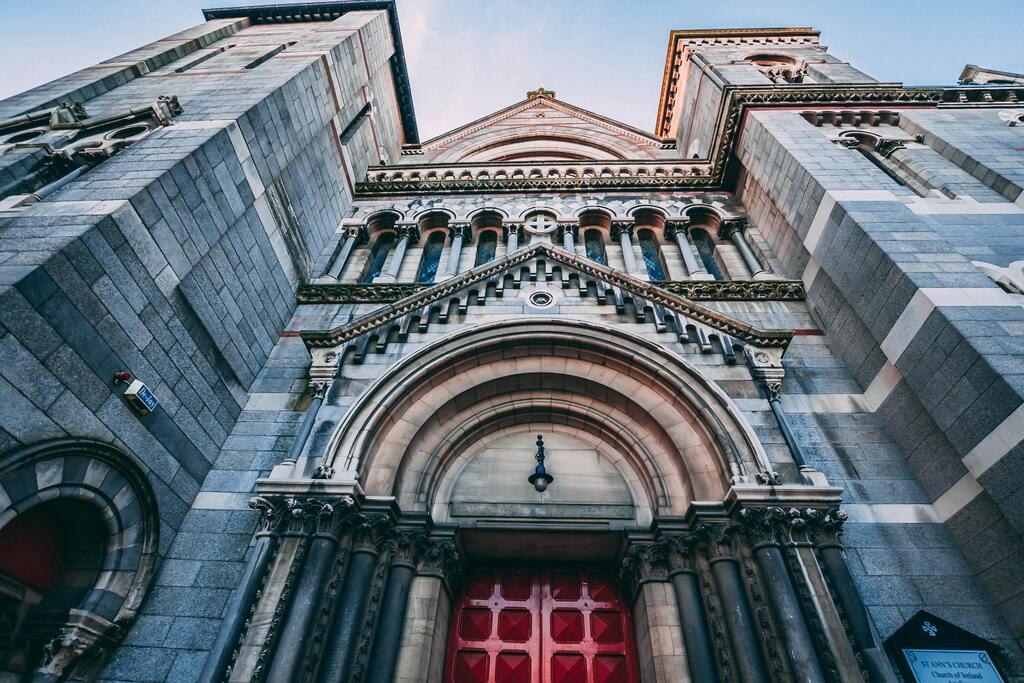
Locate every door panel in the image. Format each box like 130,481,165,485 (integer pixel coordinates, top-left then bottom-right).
445,566,639,683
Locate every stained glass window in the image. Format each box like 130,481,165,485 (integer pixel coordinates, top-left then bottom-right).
474,230,498,266
638,229,666,281
584,229,607,265
417,231,445,283
360,232,394,283
691,229,724,280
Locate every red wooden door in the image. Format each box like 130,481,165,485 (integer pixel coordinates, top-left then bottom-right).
444,566,640,683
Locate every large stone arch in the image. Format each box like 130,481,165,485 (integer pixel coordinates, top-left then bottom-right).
323,319,771,521
0,438,159,680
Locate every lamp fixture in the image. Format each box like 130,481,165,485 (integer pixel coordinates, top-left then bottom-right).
528,434,554,493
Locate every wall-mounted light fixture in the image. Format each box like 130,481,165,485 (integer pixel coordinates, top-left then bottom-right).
528,434,554,493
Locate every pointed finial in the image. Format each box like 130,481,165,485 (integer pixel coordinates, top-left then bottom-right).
527,87,556,100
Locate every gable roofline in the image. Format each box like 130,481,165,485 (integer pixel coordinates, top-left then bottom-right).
418,89,672,150
299,242,792,349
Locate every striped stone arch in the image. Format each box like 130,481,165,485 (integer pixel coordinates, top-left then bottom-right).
0,438,159,680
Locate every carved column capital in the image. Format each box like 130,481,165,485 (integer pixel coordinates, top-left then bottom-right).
395,224,420,244
738,506,791,547
448,223,471,241
343,225,369,244
556,223,578,240
657,532,701,575
620,543,669,597
695,522,742,562
35,611,119,681
610,221,635,239
664,220,691,240
281,496,355,539
345,513,395,555
717,217,748,240
502,223,523,241
417,537,461,587
384,528,428,569
744,347,785,399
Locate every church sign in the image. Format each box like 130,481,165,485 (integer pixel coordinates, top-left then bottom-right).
886,612,1008,683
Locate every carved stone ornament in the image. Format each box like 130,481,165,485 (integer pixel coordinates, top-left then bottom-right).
447,223,471,240
696,522,742,562
610,221,635,239
36,611,121,680
346,513,395,554
296,278,807,305
876,138,907,158
384,528,428,568
717,217,748,240
739,506,792,546
395,224,420,244
309,379,332,400
343,225,369,244
418,538,461,585
657,533,701,574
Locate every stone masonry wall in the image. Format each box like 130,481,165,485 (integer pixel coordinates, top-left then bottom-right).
736,107,1024,652
0,15,407,675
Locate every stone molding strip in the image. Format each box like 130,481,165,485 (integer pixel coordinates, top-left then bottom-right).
296,278,806,304
299,243,794,349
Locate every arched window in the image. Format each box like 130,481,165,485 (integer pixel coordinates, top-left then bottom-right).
416,231,446,283
360,232,395,283
691,229,724,280
637,229,666,281
584,229,607,265
474,230,498,266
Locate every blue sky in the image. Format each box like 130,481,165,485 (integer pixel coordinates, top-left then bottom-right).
1,0,1021,139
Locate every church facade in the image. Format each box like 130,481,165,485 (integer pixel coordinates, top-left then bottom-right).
1,2,1023,682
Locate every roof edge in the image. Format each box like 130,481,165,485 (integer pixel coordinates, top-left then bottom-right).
202,1,419,143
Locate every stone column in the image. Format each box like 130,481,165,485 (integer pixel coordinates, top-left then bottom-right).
665,221,707,278
198,379,333,683
812,509,898,683
660,534,718,683
265,498,354,683
315,515,392,683
719,218,767,279
503,223,522,253
558,224,577,252
382,225,419,281
440,224,470,278
365,530,436,683
740,508,825,683
611,222,640,274
703,524,770,683
325,226,368,279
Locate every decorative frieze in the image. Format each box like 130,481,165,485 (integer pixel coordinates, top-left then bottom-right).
296,277,806,304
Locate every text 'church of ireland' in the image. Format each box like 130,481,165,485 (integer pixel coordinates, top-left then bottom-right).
1,2,1024,682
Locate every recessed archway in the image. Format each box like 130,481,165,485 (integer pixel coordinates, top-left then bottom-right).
322,319,770,524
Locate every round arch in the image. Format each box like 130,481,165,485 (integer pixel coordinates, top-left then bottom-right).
320,319,770,523
0,438,159,679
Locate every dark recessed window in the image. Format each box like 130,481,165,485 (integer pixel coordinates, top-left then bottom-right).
474,230,498,266
638,229,666,281
691,229,724,280
417,231,446,283
584,229,607,265
360,233,395,283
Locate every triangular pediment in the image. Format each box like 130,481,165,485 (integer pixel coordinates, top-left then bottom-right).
300,244,792,356
411,90,674,163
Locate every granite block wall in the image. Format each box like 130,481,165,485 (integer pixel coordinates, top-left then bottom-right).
0,5,407,621
736,107,1024,650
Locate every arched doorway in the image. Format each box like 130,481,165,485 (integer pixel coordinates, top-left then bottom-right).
0,439,159,680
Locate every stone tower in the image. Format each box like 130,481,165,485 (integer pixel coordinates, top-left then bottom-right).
0,4,1022,682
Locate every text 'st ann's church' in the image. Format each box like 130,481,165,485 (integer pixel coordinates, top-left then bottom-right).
1,3,1024,682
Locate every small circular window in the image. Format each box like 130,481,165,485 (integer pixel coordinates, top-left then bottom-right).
4,129,45,144
107,124,150,140
528,291,555,308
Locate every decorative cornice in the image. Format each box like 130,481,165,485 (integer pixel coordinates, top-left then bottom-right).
362,83,1023,197
298,243,794,349
297,278,805,304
